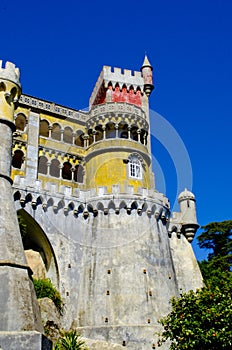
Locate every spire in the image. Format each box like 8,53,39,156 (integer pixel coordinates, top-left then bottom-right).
140,54,153,71
140,54,154,97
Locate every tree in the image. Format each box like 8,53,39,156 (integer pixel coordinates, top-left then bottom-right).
157,220,232,349
158,277,232,350
198,220,232,269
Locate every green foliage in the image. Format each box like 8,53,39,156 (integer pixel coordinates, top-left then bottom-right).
198,220,232,268
33,278,63,314
158,220,232,349
17,212,27,238
158,278,232,349
54,330,88,350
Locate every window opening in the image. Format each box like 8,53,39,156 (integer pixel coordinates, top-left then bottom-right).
129,155,142,179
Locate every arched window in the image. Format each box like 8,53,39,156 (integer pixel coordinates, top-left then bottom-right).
88,132,93,145
105,123,116,139
63,126,73,144
140,129,147,145
12,150,24,169
128,154,142,179
119,123,128,139
130,126,138,141
39,120,49,137
15,113,27,131
38,156,48,175
50,159,60,178
62,162,72,180
95,125,103,141
74,164,84,183
75,130,84,147
51,123,61,141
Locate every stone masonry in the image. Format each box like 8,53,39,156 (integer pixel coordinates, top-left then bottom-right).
0,56,203,349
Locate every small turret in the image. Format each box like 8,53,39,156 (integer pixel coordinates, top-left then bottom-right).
178,189,199,242
140,55,154,97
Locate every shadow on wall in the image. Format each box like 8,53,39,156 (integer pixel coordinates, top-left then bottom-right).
17,208,59,288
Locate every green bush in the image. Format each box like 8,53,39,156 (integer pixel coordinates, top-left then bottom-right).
33,278,63,314
54,330,88,350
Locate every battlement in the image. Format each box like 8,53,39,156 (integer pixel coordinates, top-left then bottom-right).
0,60,21,87
89,66,144,107
103,66,143,80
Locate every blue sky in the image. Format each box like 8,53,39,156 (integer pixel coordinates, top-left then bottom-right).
1,0,232,260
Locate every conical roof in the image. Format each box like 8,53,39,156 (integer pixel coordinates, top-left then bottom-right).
140,55,153,70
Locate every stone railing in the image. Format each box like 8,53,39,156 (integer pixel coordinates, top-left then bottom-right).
19,94,88,122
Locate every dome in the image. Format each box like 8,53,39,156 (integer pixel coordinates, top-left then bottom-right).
178,188,195,201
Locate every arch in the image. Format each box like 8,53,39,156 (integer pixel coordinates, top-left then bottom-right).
51,123,61,141
75,130,84,147
50,158,60,178
118,122,128,139
140,129,147,145
95,125,103,141
25,193,32,205
39,120,49,137
63,126,73,144
151,204,157,215
12,149,24,169
87,204,94,214
97,202,104,211
88,130,94,145
15,113,27,131
38,155,48,175
78,204,84,214
131,201,138,211
14,190,21,202
0,82,6,92
105,122,116,139
10,87,17,100
119,201,127,210
130,125,138,141
74,164,84,183
17,208,59,287
108,200,116,211
36,196,44,206
57,200,65,211
128,85,136,104
62,161,72,180
47,197,54,209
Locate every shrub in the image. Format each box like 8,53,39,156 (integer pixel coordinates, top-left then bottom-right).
54,330,88,350
33,278,63,314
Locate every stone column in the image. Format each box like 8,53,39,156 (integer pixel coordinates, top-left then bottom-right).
48,125,52,138
25,111,40,187
102,125,106,139
92,130,96,143
0,60,51,349
115,123,119,138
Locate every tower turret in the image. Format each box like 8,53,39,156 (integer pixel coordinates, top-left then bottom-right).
140,55,154,97
178,188,199,242
0,60,51,349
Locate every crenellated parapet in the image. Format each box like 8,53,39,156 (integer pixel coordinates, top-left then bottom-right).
89,66,144,108
0,61,21,126
13,177,170,220
0,60,21,87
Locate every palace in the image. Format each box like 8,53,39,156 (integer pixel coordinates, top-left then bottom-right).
0,57,203,349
